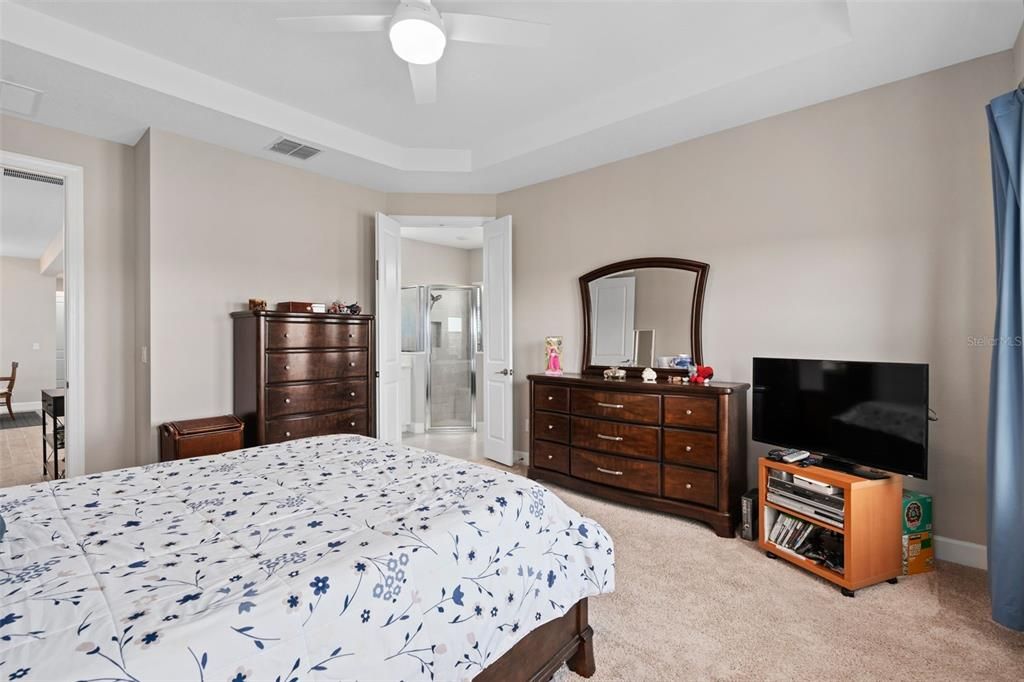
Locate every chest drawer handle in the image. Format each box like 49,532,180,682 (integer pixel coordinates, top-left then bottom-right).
350,421,357,427
596,467,623,476
685,445,693,452
547,454,554,460
350,391,357,397
597,434,624,442
350,362,357,367
685,483,693,489
547,424,555,430
348,333,354,339
283,333,289,339
284,364,291,370
285,431,291,438
685,409,693,415
597,402,624,409
547,395,554,401
284,398,291,404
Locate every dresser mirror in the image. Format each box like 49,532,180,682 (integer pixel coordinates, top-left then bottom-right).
580,257,709,376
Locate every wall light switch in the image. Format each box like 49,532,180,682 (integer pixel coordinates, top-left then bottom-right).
141,346,148,364
32,342,40,350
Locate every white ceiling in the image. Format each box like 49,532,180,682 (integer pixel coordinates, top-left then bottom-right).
1,1,1021,193
0,173,64,259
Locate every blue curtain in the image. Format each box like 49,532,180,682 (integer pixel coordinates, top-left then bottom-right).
986,88,1024,632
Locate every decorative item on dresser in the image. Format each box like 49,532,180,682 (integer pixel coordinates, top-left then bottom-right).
232,310,376,446
528,256,749,536
159,415,244,462
528,373,748,537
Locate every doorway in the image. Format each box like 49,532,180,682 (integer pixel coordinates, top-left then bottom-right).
0,151,84,485
377,214,515,466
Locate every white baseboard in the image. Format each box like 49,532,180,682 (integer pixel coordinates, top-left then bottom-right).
934,535,987,570
12,401,42,412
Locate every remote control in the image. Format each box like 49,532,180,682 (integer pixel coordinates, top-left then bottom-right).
782,450,811,463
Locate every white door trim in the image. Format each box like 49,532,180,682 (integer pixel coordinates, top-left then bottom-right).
1,150,85,478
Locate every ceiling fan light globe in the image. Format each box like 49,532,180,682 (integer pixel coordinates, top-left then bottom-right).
389,18,446,65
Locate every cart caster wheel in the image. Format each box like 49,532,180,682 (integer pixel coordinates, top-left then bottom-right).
841,587,855,598
887,577,898,585
766,551,777,560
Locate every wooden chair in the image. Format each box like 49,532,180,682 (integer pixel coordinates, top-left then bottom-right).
0,362,17,419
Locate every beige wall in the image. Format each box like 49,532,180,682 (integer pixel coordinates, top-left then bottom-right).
386,193,496,217
1,115,136,475
468,248,483,283
144,130,385,461
498,52,1012,546
1014,19,1024,84
0,256,57,406
401,239,473,286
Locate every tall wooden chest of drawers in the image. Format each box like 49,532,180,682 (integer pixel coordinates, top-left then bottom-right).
528,373,749,537
232,311,375,446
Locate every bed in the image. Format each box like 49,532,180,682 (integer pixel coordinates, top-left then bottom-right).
0,435,614,681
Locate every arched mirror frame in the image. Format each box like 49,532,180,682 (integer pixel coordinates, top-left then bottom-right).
579,257,710,377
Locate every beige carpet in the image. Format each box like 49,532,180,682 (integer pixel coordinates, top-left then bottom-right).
531,482,1024,681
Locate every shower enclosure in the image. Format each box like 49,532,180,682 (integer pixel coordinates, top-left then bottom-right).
401,284,481,432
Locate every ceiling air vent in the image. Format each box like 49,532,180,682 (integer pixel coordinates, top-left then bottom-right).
267,137,321,161
3,167,64,186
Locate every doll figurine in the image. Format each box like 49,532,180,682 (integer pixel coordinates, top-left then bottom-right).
544,336,564,376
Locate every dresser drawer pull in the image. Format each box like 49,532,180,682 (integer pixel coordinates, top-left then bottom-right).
547,425,555,430
685,483,693,489
547,396,554,401
348,333,354,339
685,445,693,452
686,409,693,415
547,454,554,460
350,362,357,367
597,434,624,442
350,421,357,427
283,333,289,338
597,402,624,409
285,431,291,437
284,364,290,370
284,398,291,404
350,391,357,398
596,467,624,476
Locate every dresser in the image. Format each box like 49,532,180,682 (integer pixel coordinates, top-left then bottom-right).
528,373,749,537
232,311,375,446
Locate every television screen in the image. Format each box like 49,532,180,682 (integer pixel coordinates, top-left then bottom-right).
752,358,929,478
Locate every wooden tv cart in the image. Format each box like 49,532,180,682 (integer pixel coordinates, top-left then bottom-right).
758,458,902,597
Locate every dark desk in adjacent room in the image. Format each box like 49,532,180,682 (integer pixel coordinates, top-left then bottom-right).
42,388,64,480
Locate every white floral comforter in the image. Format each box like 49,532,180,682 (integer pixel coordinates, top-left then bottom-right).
0,435,614,681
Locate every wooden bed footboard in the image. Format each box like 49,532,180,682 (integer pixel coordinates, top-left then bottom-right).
474,598,595,682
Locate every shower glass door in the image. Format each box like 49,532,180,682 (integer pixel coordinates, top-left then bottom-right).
426,285,478,432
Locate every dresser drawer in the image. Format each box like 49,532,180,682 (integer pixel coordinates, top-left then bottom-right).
572,449,660,495
571,417,659,461
267,350,368,383
664,429,719,470
534,384,569,413
266,409,367,443
534,411,570,444
664,395,718,430
663,465,718,507
266,320,368,350
572,389,660,425
266,380,367,418
533,440,570,475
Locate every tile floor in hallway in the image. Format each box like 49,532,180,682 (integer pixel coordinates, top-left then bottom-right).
0,419,62,488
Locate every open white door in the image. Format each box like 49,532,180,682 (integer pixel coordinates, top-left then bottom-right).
482,216,514,465
590,275,635,365
375,213,402,444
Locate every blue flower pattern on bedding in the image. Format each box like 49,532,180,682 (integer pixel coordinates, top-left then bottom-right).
0,435,614,680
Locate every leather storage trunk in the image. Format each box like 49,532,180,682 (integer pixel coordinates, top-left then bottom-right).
159,415,244,462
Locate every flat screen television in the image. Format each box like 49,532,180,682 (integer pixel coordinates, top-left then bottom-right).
752,358,929,478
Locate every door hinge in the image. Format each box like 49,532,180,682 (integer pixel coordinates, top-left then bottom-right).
375,371,380,379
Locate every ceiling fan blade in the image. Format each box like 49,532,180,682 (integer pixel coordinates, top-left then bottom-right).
277,15,391,33
443,12,550,47
408,63,437,105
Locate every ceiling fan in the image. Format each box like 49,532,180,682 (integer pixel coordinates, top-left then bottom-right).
278,0,550,105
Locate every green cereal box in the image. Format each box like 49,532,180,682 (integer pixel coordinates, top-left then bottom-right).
902,490,933,535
